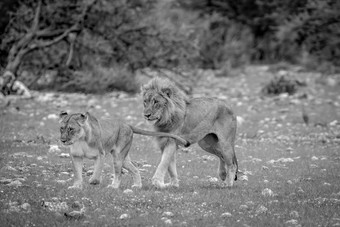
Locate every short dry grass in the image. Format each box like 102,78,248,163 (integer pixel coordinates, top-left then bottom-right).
0,66,339,226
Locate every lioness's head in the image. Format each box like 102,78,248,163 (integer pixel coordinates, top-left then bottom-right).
141,78,188,126
59,111,88,145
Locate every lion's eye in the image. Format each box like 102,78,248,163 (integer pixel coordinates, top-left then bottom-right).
68,127,74,132
154,99,158,104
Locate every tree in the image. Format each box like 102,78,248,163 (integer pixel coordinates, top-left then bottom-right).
0,0,96,95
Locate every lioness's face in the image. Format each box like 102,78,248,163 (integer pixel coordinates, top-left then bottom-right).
59,112,86,145
143,92,168,123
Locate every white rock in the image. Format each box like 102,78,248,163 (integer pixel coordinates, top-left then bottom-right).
208,177,218,183
255,205,268,215
290,210,299,218
262,188,274,197
49,145,61,153
221,212,232,218
59,153,70,158
285,219,298,225
311,156,319,161
162,211,174,217
47,114,59,120
119,213,130,219
123,189,134,194
7,180,22,187
164,219,172,225
239,175,248,181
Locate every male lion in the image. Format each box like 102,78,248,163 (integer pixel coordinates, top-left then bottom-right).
59,111,188,189
142,78,238,189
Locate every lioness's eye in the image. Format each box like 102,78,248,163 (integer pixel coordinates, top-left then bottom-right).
154,99,158,104
68,127,74,132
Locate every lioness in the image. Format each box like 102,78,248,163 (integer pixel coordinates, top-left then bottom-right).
59,111,188,189
142,78,238,189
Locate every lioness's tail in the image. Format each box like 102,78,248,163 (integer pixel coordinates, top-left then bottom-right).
129,126,189,146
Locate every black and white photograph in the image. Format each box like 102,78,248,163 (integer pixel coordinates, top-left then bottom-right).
0,0,339,226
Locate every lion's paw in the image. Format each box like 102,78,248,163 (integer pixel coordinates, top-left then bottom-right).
152,179,166,189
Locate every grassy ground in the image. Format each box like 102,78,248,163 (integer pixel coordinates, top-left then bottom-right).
0,66,339,226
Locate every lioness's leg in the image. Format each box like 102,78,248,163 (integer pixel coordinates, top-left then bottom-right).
89,151,104,185
165,151,179,188
152,141,177,189
69,156,83,189
123,155,142,188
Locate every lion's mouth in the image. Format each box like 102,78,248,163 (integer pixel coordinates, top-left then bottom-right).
146,116,159,123
61,140,73,146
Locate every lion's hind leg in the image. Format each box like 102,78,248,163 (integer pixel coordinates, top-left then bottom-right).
123,155,142,189
198,133,237,187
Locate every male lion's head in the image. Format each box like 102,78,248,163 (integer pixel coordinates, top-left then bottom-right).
59,111,88,145
141,78,188,127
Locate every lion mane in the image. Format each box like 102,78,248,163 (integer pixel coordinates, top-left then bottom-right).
142,78,188,131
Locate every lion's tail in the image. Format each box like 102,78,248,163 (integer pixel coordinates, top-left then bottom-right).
129,126,189,146
233,154,238,181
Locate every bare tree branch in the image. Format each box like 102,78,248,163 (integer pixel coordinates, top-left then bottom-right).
31,0,42,32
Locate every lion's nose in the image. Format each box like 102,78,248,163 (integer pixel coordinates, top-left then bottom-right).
61,138,67,143
144,113,151,119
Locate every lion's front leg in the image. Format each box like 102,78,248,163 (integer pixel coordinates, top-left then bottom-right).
164,153,179,188
89,152,104,185
69,156,83,189
152,141,177,189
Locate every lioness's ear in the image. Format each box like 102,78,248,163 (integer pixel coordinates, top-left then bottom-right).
59,111,68,123
78,113,88,125
161,88,172,98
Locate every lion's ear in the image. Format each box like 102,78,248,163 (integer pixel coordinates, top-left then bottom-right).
78,113,88,125
141,85,147,94
161,88,172,98
59,111,68,123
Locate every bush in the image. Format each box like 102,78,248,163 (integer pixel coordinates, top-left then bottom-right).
57,65,139,93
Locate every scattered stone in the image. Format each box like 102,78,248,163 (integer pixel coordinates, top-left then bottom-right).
119,213,130,219
221,212,232,218
49,145,61,153
239,205,249,211
47,114,59,119
262,188,274,197
255,205,268,215
7,180,22,187
164,219,172,225
290,210,299,218
239,175,248,181
208,177,219,183
162,211,174,217
123,189,134,194
59,153,70,158
311,156,319,161
21,203,31,213
285,219,298,225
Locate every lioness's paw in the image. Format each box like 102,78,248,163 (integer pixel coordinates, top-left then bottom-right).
89,177,101,185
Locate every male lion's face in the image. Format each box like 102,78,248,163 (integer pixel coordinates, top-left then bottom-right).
142,92,168,123
59,112,87,145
